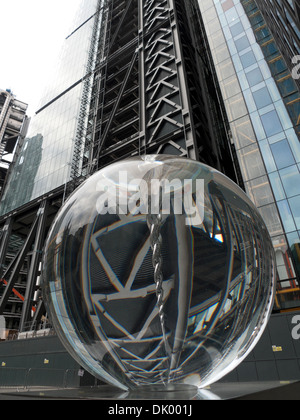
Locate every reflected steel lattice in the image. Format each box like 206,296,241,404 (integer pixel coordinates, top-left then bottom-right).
80,191,274,385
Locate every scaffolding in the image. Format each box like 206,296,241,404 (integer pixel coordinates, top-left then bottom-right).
70,0,109,184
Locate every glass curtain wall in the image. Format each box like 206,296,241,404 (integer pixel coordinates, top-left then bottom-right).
199,0,300,311
0,0,101,215
241,0,300,139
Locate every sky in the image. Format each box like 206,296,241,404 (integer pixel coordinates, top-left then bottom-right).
0,0,82,117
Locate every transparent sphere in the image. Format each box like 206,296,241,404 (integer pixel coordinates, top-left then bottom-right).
42,155,276,391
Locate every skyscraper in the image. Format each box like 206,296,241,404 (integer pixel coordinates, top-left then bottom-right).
242,0,300,137
199,0,300,312
0,89,28,196
254,0,300,90
0,0,240,333
0,0,103,332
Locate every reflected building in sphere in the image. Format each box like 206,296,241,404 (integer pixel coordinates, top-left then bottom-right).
0,0,299,388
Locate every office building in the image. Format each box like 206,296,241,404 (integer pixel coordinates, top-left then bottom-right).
0,0,241,334
199,0,300,313
0,89,28,196
254,0,300,90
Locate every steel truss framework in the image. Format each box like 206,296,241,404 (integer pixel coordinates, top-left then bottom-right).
0,90,28,196
83,0,240,180
0,0,241,332
0,190,64,332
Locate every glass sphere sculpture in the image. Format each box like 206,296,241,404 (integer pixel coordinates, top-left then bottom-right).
42,155,276,391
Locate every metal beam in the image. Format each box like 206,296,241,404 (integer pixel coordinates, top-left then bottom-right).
94,50,139,167
19,201,49,332
0,212,39,315
0,217,13,277
109,0,133,51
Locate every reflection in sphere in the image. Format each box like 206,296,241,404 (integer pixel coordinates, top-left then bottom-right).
42,155,276,391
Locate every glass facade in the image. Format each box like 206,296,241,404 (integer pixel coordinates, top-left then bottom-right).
0,0,101,215
199,0,300,310
254,0,300,67
39,0,100,110
241,0,300,139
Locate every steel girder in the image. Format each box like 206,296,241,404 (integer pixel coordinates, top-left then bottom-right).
0,0,242,334
83,0,239,182
0,191,63,332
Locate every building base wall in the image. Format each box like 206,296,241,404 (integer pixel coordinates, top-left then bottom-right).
0,335,97,388
0,312,299,389
220,311,300,383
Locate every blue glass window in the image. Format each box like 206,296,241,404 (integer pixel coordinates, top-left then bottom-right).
252,87,272,109
277,200,296,233
269,172,286,201
270,139,296,169
260,110,283,137
240,50,256,69
280,165,300,198
235,35,250,52
289,196,300,230
246,67,264,87
230,22,244,37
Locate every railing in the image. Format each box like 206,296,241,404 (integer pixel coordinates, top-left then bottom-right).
0,322,56,342
0,368,84,391
275,278,300,311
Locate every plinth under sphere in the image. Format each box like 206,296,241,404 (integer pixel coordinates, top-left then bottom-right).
42,155,275,391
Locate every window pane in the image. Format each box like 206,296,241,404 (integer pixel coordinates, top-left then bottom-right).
270,140,296,169
259,139,277,172
220,75,241,99
217,58,236,80
225,93,248,120
230,116,256,149
240,50,256,69
230,22,244,37
246,67,264,87
237,143,266,181
252,87,272,109
245,176,274,207
259,203,283,236
269,172,286,201
277,200,296,233
235,35,250,52
261,110,283,137
289,196,300,230
280,165,300,198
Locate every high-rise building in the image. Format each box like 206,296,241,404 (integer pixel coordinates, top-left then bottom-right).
254,0,300,90
199,0,300,313
0,89,28,196
0,0,300,389
0,0,241,333
242,0,300,137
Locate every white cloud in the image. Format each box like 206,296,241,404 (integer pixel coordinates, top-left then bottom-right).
0,0,82,116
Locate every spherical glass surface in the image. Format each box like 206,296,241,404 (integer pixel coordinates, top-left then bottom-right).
42,155,276,391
